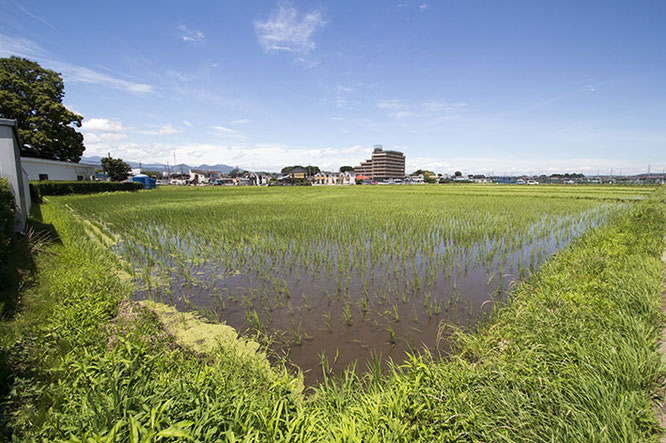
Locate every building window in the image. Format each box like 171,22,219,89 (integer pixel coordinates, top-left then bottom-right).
77,175,83,181
38,174,48,181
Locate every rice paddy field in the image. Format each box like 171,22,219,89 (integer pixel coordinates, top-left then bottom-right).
3,183,665,441
60,184,652,383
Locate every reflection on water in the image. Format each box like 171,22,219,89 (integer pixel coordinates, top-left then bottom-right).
122,204,621,385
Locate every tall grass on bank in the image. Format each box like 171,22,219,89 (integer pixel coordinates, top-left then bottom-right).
0,187,663,441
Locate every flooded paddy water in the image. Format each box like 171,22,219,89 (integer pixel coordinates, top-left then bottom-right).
67,185,647,385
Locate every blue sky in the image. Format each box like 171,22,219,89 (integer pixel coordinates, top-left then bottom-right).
1,0,665,174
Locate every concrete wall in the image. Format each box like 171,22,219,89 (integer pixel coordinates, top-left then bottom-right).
21,157,97,181
0,119,29,231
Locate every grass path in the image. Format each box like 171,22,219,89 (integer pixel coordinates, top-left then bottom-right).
659,235,666,441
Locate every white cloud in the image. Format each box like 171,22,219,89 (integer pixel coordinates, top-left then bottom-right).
177,25,205,43
79,133,661,176
419,3,428,10
230,118,250,125
210,125,234,133
0,33,153,94
209,125,247,142
81,118,128,146
0,33,45,57
10,2,58,31
48,61,153,94
158,124,181,135
422,100,467,113
254,2,325,56
166,70,194,82
377,98,466,120
377,99,408,111
377,99,414,119
82,140,370,172
81,118,125,133
182,120,192,127
335,85,356,109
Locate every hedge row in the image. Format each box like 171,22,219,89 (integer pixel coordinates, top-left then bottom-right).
30,181,143,201
0,179,15,250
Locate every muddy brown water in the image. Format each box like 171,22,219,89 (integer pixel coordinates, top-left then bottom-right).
128,221,596,386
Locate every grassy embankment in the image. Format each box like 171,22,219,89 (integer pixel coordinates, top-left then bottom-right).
0,187,664,441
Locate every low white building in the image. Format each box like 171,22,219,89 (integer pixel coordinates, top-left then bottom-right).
314,171,355,185
188,169,209,184
21,156,97,182
249,172,271,186
405,174,424,184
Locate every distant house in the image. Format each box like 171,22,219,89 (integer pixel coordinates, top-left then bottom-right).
469,175,492,184
21,156,97,182
314,171,355,185
249,172,271,186
212,176,235,186
169,174,189,185
289,167,309,180
235,176,252,186
405,174,424,184
207,171,223,183
188,169,209,184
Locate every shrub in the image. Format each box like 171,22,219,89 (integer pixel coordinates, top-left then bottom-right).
0,179,17,314
29,181,143,200
0,179,15,248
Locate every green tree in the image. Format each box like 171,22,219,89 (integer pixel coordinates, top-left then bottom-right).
0,56,85,162
339,165,354,173
281,165,320,175
101,157,131,182
412,169,435,176
454,171,462,177
305,165,320,175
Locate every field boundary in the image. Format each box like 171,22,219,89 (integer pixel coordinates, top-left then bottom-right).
659,234,666,442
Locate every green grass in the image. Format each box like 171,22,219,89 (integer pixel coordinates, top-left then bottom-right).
0,185,663,441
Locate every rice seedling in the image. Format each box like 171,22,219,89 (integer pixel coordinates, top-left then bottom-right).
385,324,396,344
55,184,648,381
343,303,352,326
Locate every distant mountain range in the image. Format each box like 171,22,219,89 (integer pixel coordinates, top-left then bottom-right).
82,156,237,174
